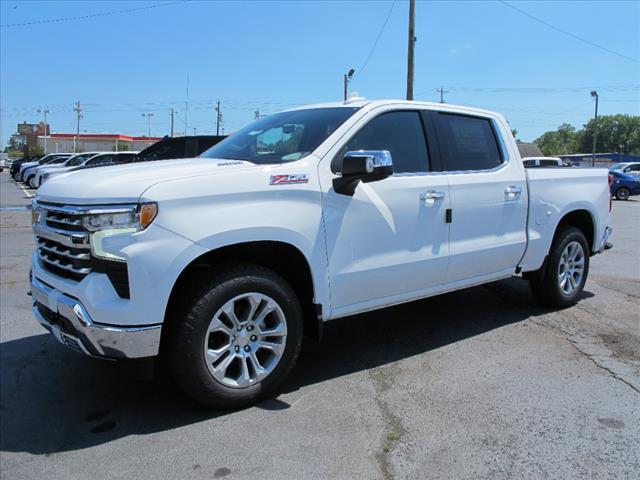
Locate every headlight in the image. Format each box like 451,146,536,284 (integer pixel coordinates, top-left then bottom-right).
82,203,158,261
81,203,157,232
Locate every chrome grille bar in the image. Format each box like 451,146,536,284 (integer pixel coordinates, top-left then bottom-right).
37,239,91,260
39,253,92,275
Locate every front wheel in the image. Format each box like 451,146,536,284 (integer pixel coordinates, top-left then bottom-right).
167,263,303,409
529,226,590,308
615,187,630,201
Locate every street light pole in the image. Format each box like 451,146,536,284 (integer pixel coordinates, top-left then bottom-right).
590,90,599,167
37,108,51,154
141,113,155,138
343,69,355,101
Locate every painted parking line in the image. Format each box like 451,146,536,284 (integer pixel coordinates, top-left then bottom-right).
18,182,34,199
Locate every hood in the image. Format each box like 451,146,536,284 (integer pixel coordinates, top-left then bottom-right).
37,158,256,204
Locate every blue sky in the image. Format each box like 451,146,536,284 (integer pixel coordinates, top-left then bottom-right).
1,0,638,146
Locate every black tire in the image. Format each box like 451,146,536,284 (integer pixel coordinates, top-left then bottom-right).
167,263,303,409
615,187,630,201
529,226,590,308
25,175,36,189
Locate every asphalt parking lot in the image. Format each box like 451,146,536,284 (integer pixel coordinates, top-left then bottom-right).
1,171,638,480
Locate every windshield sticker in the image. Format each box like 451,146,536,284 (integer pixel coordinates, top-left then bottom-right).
270,174,309,185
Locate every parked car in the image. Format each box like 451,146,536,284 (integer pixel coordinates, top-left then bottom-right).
134,135,227,162
522,157,565,167
10,155,42,179
609,170,640,200
33,152,104,188
41,152,138,185
69,151,139,171
609,162,640,176
30,100,612,408
19,154,72,183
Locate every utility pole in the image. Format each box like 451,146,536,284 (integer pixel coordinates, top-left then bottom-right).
193,127,197,136
37,108,51,154
406,0,416,101
170,108,175,137
437,86,449,103
590,90,599,167
215,100,222,135
73,101,82,153
141,113,155,138
343,69,355,101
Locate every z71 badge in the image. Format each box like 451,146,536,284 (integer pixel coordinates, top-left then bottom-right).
269,174,309,185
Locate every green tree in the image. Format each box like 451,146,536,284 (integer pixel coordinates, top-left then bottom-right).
534,123,579,156
579,114,640,154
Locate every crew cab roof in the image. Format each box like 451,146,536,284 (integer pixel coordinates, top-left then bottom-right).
283,99,504,119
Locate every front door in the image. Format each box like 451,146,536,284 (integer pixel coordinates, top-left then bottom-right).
321,109,450,317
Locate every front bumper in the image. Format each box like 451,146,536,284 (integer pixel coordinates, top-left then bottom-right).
31,275,161,359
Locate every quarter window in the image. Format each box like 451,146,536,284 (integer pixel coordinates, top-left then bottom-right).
434,113,503,171
342,111,429,173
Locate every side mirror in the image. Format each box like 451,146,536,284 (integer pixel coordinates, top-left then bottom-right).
333,150,393,195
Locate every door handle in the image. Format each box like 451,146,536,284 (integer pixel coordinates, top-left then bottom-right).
504,186,522,199
420,190,445,201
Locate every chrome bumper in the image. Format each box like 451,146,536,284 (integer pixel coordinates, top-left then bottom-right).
30,275,161,359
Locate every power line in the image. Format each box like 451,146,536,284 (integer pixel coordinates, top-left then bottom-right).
415,84,640,96
1,1,190,28
498,1,640,64
355,0,397,78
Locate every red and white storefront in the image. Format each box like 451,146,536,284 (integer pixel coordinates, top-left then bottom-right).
38,133,164,154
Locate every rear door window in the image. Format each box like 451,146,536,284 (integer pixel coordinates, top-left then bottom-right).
434,113,503,171
185,139,198,157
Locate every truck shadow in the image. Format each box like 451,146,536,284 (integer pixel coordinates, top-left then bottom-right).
0,276,593,455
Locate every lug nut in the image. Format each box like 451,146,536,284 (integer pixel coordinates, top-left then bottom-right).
247,325,253,331
250,335,257,341
237,327,242,332
234,346,239,352
244,345,250,352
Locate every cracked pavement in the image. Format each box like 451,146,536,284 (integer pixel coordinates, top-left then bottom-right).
1,172,638,479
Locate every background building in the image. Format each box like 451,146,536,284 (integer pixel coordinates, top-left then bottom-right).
38,133,163,154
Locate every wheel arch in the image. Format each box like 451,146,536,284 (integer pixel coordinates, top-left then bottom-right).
554,209,595,253
163,240,322,346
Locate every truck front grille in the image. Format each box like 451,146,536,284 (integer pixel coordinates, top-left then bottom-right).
36,237,92,281
33,202,130,298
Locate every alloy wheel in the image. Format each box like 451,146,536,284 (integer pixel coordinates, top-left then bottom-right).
203,292,287,388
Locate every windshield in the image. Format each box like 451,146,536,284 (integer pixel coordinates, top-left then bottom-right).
67,153,95,166
49,156,69,164
201,107,359,164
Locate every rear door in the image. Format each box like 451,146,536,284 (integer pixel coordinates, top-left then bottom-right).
431,111,527,283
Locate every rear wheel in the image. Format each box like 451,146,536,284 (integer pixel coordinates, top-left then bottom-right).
167,263,303,408
615,187,630,201
529,226,590,308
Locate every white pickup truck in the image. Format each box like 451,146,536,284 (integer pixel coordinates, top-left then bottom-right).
30,99,613,408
